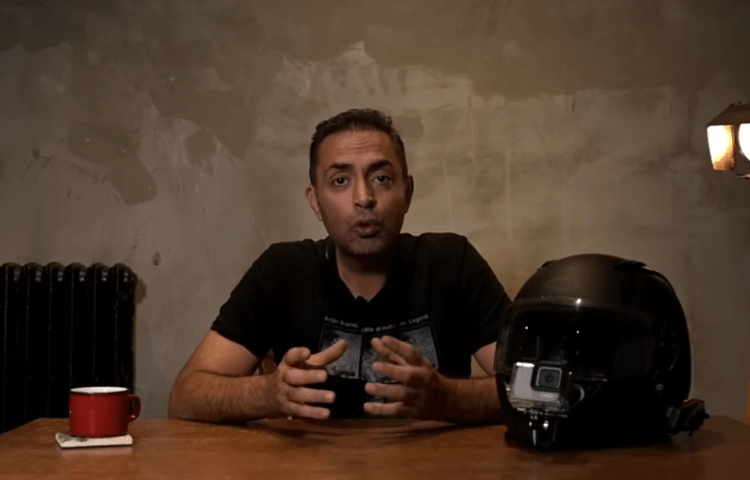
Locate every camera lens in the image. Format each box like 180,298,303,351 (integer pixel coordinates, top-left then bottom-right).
535,366,562,390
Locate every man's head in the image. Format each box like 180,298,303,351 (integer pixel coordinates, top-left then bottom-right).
308,109,408,186
306,109,414,259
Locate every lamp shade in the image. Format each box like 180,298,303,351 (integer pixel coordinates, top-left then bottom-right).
706,102,750,177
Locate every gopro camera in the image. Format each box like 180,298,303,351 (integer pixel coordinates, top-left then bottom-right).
506,362,571,413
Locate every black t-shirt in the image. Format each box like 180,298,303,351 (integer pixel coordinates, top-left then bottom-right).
211,232,510,416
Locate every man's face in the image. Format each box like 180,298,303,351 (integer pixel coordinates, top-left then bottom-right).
306,129,413,258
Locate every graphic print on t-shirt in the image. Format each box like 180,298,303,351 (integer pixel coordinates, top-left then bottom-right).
318,314,439,385
318,326,362,379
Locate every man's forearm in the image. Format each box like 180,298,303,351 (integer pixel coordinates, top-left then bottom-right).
168,370,276,423
439,375,504,424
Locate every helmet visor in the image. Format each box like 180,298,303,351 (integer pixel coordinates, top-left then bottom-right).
497,300,664,380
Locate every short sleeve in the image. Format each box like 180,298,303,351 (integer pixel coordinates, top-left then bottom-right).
210,248,279,360
458,239,511,354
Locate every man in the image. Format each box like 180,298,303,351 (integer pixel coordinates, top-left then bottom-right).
168,108,510,423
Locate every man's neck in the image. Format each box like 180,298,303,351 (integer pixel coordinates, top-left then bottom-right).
334,245,395,301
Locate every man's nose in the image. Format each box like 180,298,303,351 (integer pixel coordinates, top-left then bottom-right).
353,177,375,209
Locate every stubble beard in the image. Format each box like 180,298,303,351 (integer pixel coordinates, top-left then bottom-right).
340,233,390,258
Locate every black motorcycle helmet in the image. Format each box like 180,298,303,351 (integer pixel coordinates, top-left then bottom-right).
494,254,708,451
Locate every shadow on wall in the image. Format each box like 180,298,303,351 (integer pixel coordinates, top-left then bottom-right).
1,1,159,205
0,1,88,52
66,123,157,205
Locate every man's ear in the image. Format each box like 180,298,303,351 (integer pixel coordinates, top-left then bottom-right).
404,175,414,210
306,184,322,221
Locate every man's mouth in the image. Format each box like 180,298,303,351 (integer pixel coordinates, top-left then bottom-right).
352,221,381,237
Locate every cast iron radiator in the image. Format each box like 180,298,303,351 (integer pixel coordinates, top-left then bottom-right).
0,263,136,435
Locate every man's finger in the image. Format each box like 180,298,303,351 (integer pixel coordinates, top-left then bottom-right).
283,347,311,367
363,401,412,418
287,401,331,420
283,367,327,386
288,386,336,405
370,338,408,366
365,382,409,402
371,361,418,386
307,339,348,367
381,336,424,366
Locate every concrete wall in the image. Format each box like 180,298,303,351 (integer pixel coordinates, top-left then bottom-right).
1,0,748,421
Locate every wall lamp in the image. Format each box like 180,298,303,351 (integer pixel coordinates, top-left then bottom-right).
706,102,750,179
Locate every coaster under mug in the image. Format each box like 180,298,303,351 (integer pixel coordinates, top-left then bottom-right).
55,431,133,449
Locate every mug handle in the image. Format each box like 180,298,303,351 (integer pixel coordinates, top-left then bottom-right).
127,394,141,422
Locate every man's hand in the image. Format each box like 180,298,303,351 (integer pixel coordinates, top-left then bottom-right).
363,336,454,420
263,340,347,419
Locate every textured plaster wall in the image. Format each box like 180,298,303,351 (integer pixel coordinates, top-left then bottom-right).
0,0,748,421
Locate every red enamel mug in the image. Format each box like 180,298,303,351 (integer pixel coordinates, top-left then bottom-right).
69,387,141,437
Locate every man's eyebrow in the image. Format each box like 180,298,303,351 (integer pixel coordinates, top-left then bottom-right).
325,162,352,174
366,160,396,173
324,159,396,175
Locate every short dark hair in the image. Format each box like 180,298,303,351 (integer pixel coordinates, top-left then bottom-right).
309,108,407,185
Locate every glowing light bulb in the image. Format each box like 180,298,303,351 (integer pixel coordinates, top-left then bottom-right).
707,125,735,171
738,124,750,161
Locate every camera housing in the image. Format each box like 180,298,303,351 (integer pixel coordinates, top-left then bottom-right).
505,362,571,413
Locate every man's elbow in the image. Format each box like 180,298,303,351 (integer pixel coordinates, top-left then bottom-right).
167,399,181,419
167,376,190,420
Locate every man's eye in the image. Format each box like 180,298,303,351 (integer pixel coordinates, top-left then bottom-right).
373,175,392,184
333,177,348,186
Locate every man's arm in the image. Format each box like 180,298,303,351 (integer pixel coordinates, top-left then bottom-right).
168,331,346,422
168,331,270,422
440,341,503,423
363,337,503,424
473,342,497,376
440,376,503,424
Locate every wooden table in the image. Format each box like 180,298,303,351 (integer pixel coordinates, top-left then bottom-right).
0,416,748,479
